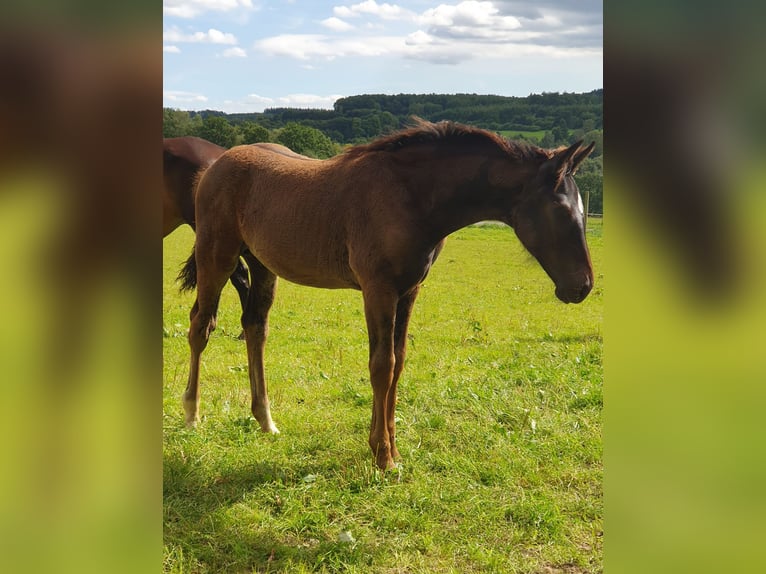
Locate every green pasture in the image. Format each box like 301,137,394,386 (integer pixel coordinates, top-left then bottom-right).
163,219,603,573
498,130,547,143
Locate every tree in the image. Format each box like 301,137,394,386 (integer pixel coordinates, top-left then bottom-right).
164,91,602,147
582,118,596,133
195,116,238,148
378,111,399,134
360,114,382,139
239,121,270,144
582,129,603,157
540,131,555,148
163,108,201,138
574,157,603,215
551,118,569,145
275,122,338,158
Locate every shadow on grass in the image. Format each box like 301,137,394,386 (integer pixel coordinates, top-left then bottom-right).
163,442,376,572
165,517,368,573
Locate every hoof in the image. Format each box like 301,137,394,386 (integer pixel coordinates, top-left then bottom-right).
183,397,200,428
370,437,397,470
253,406,279,434
375,453,396,471
256,418,280,434
184,416,200,428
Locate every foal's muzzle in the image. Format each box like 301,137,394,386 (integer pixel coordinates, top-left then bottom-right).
555,274,593,304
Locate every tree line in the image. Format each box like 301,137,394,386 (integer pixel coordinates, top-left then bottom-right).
163,90,602,214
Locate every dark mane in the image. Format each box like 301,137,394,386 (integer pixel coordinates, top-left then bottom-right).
344,117,548,162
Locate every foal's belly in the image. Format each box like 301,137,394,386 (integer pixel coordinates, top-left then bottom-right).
248,242,360,290
273,267,360,290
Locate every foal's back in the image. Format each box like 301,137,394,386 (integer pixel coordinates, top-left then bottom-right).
196,145,375,289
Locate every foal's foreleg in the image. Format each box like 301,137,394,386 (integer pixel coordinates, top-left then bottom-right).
388,285,420,460
241,255,279,434
363,287,398,470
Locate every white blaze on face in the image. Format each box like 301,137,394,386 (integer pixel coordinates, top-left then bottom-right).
576,192,584,216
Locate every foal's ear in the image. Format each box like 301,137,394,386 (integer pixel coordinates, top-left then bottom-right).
555,140,584,170
571,141,596,174
540,140,588,180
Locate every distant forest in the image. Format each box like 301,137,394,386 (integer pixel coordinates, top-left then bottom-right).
164,90,603,213
166,90,601,144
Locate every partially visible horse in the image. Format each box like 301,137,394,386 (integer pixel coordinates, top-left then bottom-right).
163,136,250,314
179,120,594,469
164,137,316,319
163,136,224,235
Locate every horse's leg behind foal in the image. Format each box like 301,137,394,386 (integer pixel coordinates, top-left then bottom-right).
230,258,250,310
241,253,280,434
229,257,250,340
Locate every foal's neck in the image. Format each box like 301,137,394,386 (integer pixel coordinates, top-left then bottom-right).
410,152,530,239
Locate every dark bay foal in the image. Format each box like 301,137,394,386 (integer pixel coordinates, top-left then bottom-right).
179,120,594,469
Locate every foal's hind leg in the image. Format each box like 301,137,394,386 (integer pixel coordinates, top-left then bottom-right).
241,253,279,433
183,248,240,426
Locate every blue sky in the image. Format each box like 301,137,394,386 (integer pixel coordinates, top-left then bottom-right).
163,0,602,113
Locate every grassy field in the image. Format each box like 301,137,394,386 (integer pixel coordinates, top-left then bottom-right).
163,219,603,573
498,130,547,143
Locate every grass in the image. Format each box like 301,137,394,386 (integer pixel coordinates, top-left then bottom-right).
163,219,603,573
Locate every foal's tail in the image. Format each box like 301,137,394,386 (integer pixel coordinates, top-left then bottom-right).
178,247,198,292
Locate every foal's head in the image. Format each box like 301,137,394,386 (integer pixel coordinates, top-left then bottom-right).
510,140,595,304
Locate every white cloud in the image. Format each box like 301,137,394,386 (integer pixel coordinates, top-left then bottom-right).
255,34,399,60
252,0,600,65
321,17,354,31
164,90,209,103
208,29,238,44
409,40,600,65
484,1,601,48
222,47,247,57
243,94,276,106
420,1,507,26
419,1,521,39
214,93,344,113
256,31,599,65
333,1,415,21
164,26,238,45
276,93,345,108
163,45,181,53
405,30,433,46
163,0,255,19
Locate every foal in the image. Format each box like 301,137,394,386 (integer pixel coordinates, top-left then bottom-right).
180,120,594,469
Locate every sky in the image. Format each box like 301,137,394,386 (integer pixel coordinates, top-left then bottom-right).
163,0,602,113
